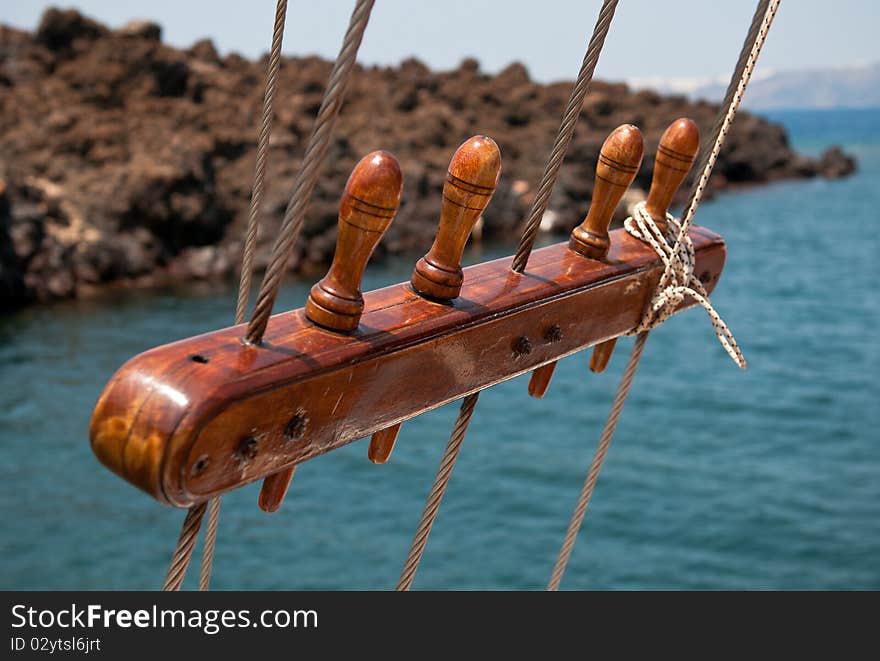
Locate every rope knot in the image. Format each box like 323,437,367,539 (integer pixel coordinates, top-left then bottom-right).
624,201,746,369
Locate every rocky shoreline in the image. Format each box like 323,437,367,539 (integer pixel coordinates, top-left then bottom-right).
0,9,856,310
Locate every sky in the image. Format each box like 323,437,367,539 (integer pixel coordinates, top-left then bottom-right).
3,1,878,85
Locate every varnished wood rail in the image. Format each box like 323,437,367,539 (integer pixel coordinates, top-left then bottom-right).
90,226,725,507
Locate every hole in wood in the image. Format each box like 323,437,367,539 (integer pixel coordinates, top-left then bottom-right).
236,436,259,463
545,324,563,343
283,413,308,442
513,336,532,357
190,454,210,477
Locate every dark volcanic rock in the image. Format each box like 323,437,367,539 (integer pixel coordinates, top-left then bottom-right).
0,9,856,310
0,180,28,303
817,147,857,179
35,8,107,52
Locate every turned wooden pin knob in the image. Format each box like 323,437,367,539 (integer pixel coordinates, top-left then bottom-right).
411,135,501,301
644,117,700,234
574,124,642,377
569,124,644,259
528,126,643,397
305,151,403,332
589,118,700,374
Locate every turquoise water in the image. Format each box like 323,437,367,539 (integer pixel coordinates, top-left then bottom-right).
1,109,877,590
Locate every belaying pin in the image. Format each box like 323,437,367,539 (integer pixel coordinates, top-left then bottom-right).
410,135,502,301
589,118,699,373
259,150,403,511
528,124,643,396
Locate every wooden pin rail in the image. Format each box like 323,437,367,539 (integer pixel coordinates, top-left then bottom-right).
90,225,725,507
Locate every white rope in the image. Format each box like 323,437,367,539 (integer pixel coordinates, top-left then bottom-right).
624,202,746,369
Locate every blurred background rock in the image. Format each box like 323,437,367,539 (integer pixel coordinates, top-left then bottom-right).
0,8,854,309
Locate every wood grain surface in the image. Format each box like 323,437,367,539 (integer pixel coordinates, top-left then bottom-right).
90,226,726,506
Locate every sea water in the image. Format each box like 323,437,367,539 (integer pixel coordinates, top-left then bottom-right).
1,108,877,590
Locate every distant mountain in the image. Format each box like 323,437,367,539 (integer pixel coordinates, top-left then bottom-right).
629,63,880,110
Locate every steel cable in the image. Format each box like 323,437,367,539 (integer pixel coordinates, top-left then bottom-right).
510,0,619,273
167,0,375,591
234,0,289,327
397,393,479,591
197,0,291,594
197,496,222,591
547,332,647,591
547,0,779,590
397,0,619,591
246,0,375,344
161,502,207,591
